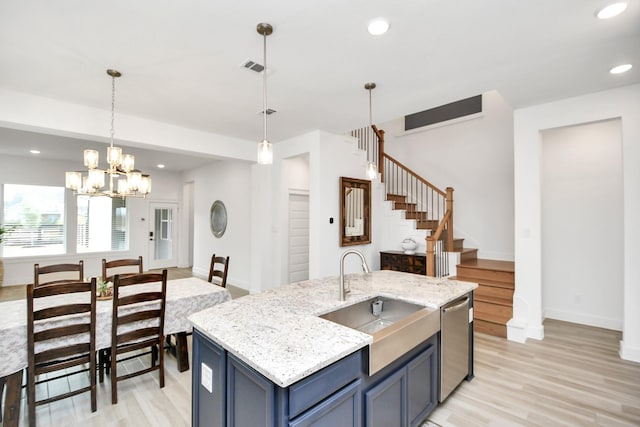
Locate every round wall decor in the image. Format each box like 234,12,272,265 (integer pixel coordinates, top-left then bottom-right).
210,200,228,238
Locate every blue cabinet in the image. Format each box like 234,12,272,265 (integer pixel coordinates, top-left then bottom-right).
363,338,437,427
192,330,438,427
192,330,225,427
365,367,407,427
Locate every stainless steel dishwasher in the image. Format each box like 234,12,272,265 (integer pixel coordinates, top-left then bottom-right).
439,294,470,401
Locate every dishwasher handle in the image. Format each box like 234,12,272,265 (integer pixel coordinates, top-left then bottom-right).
442,296,469,313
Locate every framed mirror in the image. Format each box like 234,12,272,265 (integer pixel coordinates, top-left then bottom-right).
210,200,227,238
340,176,371,246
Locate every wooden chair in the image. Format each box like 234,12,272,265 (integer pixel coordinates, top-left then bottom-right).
207,254,229,288
27,279,97,427
102,256,143,282
110,270,167,404
34,261,84,287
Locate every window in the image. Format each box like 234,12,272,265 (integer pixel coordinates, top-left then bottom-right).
2,184,65,257
76,196,128,253
1,184,128,257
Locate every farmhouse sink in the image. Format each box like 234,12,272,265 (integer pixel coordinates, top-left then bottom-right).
320,296,441,374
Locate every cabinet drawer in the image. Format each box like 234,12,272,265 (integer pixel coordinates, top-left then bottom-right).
289,380,361,427
289,351,361,419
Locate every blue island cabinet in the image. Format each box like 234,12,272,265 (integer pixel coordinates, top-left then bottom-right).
192,330,438,427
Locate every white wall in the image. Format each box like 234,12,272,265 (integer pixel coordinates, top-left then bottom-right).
0,88,256,162
512,84,640,363
541,119,623,330
379,90,515,260
183,159,253,290
0,153,182,284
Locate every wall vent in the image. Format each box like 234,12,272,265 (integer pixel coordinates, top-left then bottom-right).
404,95,482,131
241,59,265,73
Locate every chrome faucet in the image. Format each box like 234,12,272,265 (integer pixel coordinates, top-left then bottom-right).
339,250,371,301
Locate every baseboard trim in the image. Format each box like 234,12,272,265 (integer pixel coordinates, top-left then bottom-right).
544,309,622,331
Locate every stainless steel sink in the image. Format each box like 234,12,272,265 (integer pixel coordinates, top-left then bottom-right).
320,296,440,374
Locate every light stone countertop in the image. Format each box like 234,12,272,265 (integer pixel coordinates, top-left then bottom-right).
188,270,477,388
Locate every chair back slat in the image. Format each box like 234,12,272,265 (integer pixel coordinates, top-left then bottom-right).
34,323,91,342
102,257,143,282
34,303,92,321
34,261,84,287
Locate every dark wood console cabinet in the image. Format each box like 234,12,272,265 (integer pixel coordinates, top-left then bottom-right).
380,251,426,275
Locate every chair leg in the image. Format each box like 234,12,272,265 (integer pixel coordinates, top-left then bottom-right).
111,348,118,405
27,368,36,427
0,375,4,422
90,351,97,412
98,350,104,383
3,370,23,427
159,338,165,388
152,344,159,367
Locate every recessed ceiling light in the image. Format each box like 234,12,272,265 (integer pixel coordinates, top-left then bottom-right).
157,164,165,169
368,18,389,35
30,149,40,154
596,2,627,19
610,63,632,74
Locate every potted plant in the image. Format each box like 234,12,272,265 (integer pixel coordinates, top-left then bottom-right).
97,279,113,299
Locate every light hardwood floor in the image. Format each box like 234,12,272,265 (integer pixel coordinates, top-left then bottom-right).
2,273,638,426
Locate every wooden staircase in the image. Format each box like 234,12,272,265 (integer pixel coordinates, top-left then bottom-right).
455,258,515,338
387,195,515,339
353,124,514,339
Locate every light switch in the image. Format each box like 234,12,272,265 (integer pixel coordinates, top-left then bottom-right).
201,363,213,393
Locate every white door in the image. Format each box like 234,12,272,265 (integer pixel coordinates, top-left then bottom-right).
148,202,178,270
288,193,309,283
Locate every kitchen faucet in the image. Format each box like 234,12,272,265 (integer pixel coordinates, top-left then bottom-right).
339,250,370,301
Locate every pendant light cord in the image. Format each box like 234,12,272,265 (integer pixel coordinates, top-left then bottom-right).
110,74,116,148
368,87,372,127
262,31,268,141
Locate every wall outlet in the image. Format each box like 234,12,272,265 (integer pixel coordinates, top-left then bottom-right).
201,363,213,393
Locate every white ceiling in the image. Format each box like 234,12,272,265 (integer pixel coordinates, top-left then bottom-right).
0,0,638,170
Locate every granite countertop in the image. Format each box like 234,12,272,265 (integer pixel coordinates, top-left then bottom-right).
188,270,477,388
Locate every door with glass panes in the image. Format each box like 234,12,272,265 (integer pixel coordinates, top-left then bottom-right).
148,202,178,269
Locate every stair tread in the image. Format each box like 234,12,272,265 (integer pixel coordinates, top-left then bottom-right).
455,276,514,289
450,247,477,254
474,310,511,324
474,295,513,306
458,259,515,272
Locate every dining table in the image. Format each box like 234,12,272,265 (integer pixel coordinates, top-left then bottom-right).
0,276,231,427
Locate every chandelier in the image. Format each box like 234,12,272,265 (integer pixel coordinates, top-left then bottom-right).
257,23,273,165
65,69,151,198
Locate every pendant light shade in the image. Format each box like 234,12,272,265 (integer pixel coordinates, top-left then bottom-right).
257,23,274,165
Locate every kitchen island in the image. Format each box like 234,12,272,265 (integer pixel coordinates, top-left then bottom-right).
189,270,477,427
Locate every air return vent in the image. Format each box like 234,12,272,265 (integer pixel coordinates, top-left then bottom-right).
404,95,482,131
241,59,265,73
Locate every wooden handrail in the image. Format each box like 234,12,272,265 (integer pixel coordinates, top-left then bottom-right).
426,209,452,276
372,125,385,181
350,123,454,277
382,153,446,197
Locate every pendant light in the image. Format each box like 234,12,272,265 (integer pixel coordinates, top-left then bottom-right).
365,82,378,180
257,23,274,164
65,69,151,198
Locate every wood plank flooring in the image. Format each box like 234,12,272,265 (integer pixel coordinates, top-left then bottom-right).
428,320,640,426
2,271,638,426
